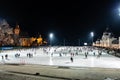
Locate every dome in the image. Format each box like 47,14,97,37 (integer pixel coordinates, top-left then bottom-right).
102,27,114,38
112,40,118,44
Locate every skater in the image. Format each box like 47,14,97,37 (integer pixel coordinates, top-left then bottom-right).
2,55,4,59
18,54,20,57
70,57,73,62
59,53,62,57
86,51,89,55
97,50,102,58
85,52,88,59
51,53,53,57
15,53,18,58
27,53,29,57
93,52,95,56
5,54,8,60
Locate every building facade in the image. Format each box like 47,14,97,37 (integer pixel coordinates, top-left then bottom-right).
93,28,119,49
0,19,46,47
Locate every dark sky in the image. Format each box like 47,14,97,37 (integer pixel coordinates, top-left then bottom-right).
0,0,120,45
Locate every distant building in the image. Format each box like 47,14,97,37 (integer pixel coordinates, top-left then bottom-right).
0,19,47,47
93,28,119,49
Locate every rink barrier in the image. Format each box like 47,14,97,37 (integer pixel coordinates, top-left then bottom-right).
4,63,24,66
7,71,76,80
58,66,70,69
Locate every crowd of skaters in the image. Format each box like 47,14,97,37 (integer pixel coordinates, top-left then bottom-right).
0,46,106,64
1,54,8,60
0,48,37,60
43,46,105,63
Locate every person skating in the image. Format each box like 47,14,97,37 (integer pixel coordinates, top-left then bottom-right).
70,57,73,62
85,52,88,59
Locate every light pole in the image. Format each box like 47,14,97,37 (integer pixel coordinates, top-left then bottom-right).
90,32,94,46
78,39,80,46
49,33,53,65
118,8,120,16
64,39,65,46
49,33,53,46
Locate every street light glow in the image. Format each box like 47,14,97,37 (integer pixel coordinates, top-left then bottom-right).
49,33,53,39
118,8,120,16
90,32,94,46
49,33,54,46
84,42,87,46
91,32,94,37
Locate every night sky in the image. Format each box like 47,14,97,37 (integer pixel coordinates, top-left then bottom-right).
0,0,120,46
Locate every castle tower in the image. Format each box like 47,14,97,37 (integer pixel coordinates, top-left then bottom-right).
13,24,20,46
14,24,20,35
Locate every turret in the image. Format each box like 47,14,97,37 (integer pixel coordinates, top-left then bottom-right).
14,24,20,35
13,24,20,46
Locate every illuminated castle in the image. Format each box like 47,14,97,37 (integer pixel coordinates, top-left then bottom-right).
0,19,47,47
93,28,119,49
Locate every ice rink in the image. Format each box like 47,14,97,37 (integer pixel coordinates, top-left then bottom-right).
0,46,120,69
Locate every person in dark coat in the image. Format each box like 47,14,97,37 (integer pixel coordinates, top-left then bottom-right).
5,54,8,60
70,57,73,62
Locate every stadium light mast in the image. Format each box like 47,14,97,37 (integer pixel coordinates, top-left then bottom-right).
90,32,94,46
49,33,54,46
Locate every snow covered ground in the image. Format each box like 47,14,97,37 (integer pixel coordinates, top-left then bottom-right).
0,46,120,69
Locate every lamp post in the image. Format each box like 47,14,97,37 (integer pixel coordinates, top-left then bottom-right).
90,32,94,46
49,33,53,46
64,39,65,46
118,8,120,16
49,33,54,65
78,39,80,46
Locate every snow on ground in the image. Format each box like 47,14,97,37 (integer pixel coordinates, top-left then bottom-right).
0,46,120,69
